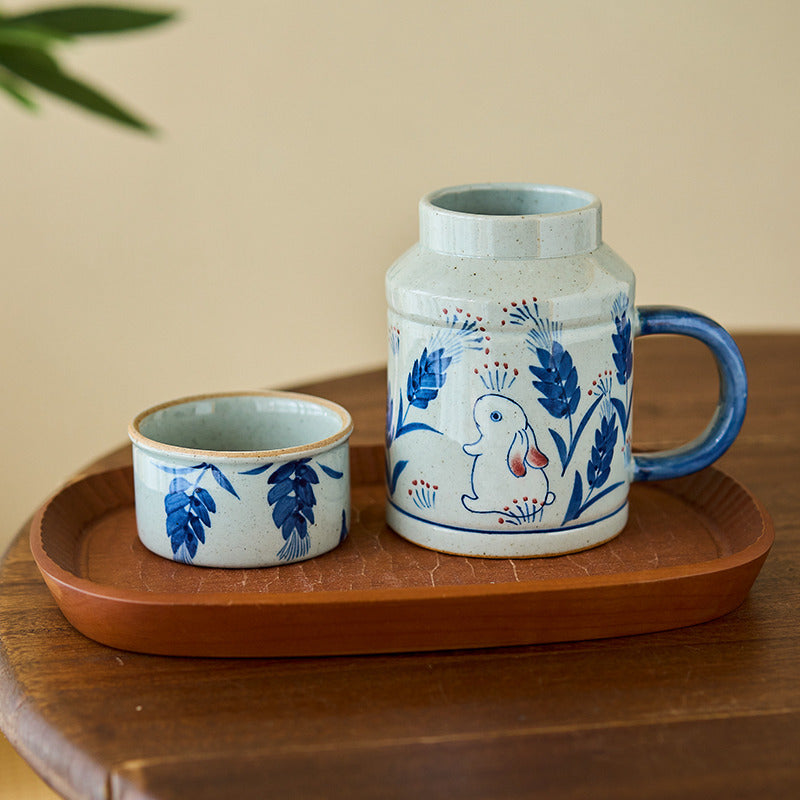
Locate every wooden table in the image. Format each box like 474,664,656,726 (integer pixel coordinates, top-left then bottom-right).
1,334,798,800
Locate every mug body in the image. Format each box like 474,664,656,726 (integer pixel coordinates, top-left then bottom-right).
386,184,636,557
129,391,352,567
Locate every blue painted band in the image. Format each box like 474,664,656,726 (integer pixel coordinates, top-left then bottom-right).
387,496,629,535
633,306,747,482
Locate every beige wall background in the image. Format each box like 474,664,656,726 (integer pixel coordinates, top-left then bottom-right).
2,0,799,544
0,1,798,795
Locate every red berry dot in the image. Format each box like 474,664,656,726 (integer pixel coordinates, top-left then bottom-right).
442,309,448,314
532,296,538,302
503,307,508,312
501,320,506,326
433,485,438,490
456,308,463,313
513,368,519,375
503,363,508,369
511,302,517,307
523,496,528,502
485,335,491,340
588,390,593,395
533,498,538,504
484,363,489,368
498,518,505,524
425,482,430,488
504,506,510,511
485,348,490,354
494,361,500,367
513,499,518,505
474,368,479,374
408,489,412,495
412,480,418,485
592,380,597,386
479,326,486,332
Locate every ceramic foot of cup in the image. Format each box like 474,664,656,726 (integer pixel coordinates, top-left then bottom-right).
386,499,629,558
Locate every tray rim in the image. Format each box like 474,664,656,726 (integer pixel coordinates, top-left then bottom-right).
30,461,775,610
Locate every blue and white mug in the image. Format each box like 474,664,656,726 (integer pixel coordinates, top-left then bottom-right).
385,183,746,557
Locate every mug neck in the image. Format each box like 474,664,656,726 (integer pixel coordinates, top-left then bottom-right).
419,183,602,259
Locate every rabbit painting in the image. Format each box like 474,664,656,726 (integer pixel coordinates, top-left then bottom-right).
462,394,555,523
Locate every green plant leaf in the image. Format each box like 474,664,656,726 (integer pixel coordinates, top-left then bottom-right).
0,44,152,131
0,69,38,109
2,5,176,36
0,23,73,47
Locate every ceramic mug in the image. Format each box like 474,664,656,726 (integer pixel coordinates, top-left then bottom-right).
385,183,747,557
129,391,353,567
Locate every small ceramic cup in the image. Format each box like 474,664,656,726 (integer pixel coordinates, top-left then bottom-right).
129,391,353,568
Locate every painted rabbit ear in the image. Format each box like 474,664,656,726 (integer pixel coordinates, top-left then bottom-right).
525,425,548,468
506,430,528,477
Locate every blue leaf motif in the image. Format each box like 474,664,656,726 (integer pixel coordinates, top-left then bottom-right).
165,492,189,514
530,341,581,420
169,476,190,494
195,487,216,512
562,413,624,525
258,457,321,562
157,461,239,562
387,458,408,495
549,429,568,468
394,421,443,438
587,413,618,489
267,480,293,504
610,397,628,438
612,315,633,386
563,472,584,525
271,461,300,484
191,495,211,526
272,495,297,528
295,462,319,484
239,463,273,476
211,464,240,498
167,507,189,537
189,515,205,543
407,347,452,409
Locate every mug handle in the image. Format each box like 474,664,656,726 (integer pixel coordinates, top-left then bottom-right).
633,306,747,482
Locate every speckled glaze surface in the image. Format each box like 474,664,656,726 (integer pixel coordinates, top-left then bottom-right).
385,183,747,557
129,391,352,568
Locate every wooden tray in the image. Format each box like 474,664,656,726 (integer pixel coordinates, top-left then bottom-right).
29,445,773,657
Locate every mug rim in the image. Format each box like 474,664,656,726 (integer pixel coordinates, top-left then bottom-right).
421,182,600,219
128,390,353,460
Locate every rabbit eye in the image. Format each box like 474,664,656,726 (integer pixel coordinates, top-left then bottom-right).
490,411,503,422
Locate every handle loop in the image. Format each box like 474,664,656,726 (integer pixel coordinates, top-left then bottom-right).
633,306,747,482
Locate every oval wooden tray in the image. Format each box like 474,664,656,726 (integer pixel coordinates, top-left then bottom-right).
29,445,773,657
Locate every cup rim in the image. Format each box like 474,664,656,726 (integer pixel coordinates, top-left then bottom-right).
128,390,353,460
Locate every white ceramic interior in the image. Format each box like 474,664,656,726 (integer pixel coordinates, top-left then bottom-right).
132,392,350,456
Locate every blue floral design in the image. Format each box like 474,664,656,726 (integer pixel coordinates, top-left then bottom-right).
241,459,344,562
157,462,240,564
407,347,452,410
529,339,581,420
386,311,484,496
563,405,624,525
610,293,633,435
611,293,633,386
521,305,603,475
